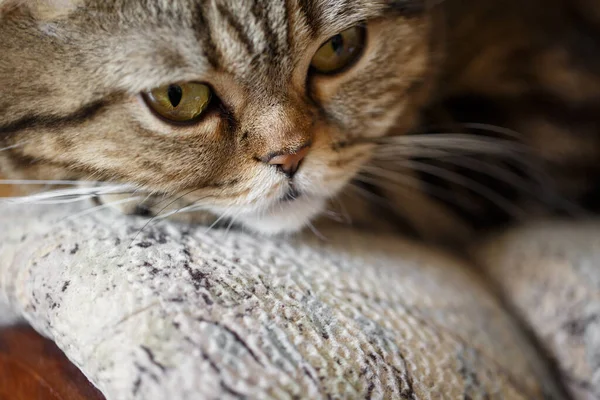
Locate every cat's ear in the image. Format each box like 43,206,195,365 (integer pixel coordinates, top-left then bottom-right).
0,0,80,20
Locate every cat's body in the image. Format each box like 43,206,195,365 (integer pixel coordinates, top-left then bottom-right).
1,0,599,246
346,0,600,243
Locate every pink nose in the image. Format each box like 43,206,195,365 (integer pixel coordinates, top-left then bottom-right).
266,146,310,178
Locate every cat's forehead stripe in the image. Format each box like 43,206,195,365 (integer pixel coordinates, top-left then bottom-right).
191,2,222,70
214,2,257,56
297,0,321,37
189,0,291,75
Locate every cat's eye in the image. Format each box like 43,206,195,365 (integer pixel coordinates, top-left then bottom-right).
311,26,366,74
144,82,212,123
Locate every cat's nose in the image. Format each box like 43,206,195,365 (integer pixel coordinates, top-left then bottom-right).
265,145,310,178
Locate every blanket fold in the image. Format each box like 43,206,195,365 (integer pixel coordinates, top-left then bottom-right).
1,204,588,399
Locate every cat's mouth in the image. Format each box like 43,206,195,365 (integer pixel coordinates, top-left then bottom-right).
234,184,325,236
278,185,302,204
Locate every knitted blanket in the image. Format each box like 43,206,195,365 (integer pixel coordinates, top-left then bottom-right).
1,203,598,399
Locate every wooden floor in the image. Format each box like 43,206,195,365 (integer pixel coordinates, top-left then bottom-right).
0,326,105,400
0,180,11,197
0,177,104,399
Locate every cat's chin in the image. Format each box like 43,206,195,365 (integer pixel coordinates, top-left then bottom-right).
236,196,326,236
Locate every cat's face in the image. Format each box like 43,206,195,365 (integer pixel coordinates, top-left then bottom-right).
0,0,436,234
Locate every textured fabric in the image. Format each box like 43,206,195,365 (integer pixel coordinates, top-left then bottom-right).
478,221,600,400
0,204,576,399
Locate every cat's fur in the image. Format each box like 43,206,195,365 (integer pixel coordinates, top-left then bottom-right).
1,0,599,244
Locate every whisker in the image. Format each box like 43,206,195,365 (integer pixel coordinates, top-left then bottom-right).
373,134,528,155
204,208,232,234
409,123,525,140
0,184,136,204
211,207,246,237
0,179,108,186
333,196,352,224
0,141,29,153
61,196,143,223
364,162,527,219
306,220,328,241
1,192,137,205
321,209,348,223
128,188,206,247
347,181,398,209
371,134,586,216
152,203,208,221
382,156,545,200
375,142,525,158
353,173,462,208
224,209,241,236
460,123,524,139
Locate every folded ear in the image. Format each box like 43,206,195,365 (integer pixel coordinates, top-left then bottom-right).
1,0,80,19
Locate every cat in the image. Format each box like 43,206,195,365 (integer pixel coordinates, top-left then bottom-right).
1,0,599,246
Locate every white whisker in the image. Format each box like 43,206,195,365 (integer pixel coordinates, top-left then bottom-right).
354,173,461,208
128,189,208,247
365,162,526,219
0,141,29,153
0,184,137,205
0,179,106,186
306,220,328,241
152,203,206,221
375,134,528,157
335,196,352,224
348,181,392,206
61,196,143,223
461,123,524,139
204,208,232,234
382,156,544,198
223,208,244,236
321,209,347,223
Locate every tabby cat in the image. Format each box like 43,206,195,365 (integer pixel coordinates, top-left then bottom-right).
1,0,599,245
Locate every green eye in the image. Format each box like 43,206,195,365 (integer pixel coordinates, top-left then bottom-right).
311,26,366,74
144,82,212,123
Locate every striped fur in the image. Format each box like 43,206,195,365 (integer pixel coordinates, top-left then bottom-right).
1,0,599,245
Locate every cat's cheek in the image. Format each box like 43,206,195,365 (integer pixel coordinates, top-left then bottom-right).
295,141,375,198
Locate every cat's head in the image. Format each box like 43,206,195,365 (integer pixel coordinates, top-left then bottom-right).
0,0,438,234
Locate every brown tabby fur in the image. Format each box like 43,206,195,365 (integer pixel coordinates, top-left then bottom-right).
0,0,599,245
